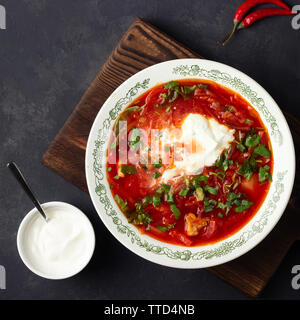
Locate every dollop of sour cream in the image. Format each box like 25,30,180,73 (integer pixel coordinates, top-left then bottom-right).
161,113,235,182
21,206,94,278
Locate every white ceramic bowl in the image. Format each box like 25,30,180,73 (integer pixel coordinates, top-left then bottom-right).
17,201,95,279
85,59,295,268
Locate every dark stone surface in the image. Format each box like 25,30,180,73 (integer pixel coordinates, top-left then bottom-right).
0,0,299,300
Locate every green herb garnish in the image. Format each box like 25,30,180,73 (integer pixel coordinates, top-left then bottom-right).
204,197,217,212
227,192,241,202
197,83,208,90
245,134,260,148
164,81,179,90
237,142,246,152
166,192,174,203
121,165,136,175
183,85,197,95
253,144,271,158
114,194,127,212
179,188,189,196
192,175,209,187
209,171,225,180
165,105,172,113
216,150,233,171
153,171,162,179
156,225,168,232
152,194,161,207
258,165,272,182
217,202,227,210
170,204,181,220
204,186,218,195
129,202,152,226
143,195,153,205
153,158,162,168
126,106,143,112
225,105,234,112
235,200,253,212
238,158,254,180
157,223,176,232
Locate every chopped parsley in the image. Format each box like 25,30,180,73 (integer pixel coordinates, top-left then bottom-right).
258,165,272,182
216,150,233,171
204,185,218,195
179,188,189,196
217,201,231,215
170,204,181,220
183,85,197,95
209,171,225,180
152,194,161,207
237,141,246,152
204,197,217,212
225,105,234,112
153,171,162,179
166,192,174,203
245,134,260,148
165,105,173,113
227,192,241,202
253,144,271,158
114,194,127,212
197,83,208,90
156,225,168,232
235,200,253,212
126,106,143,112
121,165,136,175
157,223,176,232
192,175,209,187
153,158,162,168
164,81,179,90
238,158,254,180
127,202,153,227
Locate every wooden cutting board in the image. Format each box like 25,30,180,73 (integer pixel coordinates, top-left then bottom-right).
42,18,300,297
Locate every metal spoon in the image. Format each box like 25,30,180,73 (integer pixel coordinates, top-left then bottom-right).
7,162,48,221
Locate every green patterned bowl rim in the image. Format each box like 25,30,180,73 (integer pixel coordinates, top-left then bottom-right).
85,59,295,269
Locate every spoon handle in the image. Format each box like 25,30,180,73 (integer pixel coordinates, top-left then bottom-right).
7,162,47,221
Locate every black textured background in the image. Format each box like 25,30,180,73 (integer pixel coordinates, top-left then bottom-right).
0,0,299,300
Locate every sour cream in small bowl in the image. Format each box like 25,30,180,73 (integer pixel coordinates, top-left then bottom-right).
17,202,95,279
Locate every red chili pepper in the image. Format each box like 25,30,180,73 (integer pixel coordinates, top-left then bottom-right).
221,0,291,45
237,8,295,29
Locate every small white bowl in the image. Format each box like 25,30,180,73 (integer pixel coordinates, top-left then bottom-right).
17,201,95,280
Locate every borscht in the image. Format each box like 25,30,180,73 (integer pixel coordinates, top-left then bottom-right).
106,79,273,247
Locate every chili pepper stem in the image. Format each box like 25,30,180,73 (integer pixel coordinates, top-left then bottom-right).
222,20,240,46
